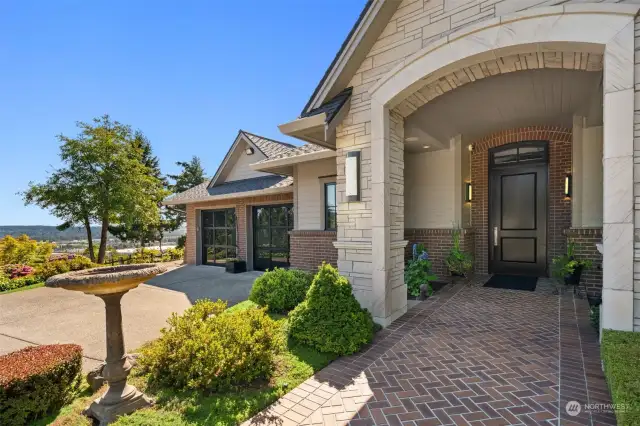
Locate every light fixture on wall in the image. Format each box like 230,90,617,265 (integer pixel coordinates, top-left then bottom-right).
468,144,474,152
564,174,572,198
465,182,473,203
345,151,361,202
245,147,254,155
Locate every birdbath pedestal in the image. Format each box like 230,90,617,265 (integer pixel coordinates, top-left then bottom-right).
47,263,167,425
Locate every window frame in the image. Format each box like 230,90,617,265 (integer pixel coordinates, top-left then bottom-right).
324,182,337,231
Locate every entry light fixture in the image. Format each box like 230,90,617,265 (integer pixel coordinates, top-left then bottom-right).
423,145,430,149
345,151,361,202
564,174,572,198
465,182,473,203
468,144,474,152
245,147,254,155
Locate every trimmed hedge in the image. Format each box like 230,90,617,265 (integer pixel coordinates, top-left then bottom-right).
34,256,94,280
601,329,640,426
289,263,374,355
249,268,313,313
0,275,42,292
0,344,82,426
140,299,280,392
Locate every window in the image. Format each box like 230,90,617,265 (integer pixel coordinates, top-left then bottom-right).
324,182,337,231
490,142,547,166
201,208,236,265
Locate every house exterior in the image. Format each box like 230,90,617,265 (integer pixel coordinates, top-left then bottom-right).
167,0,640,333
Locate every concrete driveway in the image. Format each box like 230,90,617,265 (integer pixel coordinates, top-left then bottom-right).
0,264,261,371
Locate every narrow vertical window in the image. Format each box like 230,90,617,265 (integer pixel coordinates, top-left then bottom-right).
325,182,337,231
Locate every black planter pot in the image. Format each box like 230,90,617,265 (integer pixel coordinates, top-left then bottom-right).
407,281,448,300
563,265,583,286
225,260,246,274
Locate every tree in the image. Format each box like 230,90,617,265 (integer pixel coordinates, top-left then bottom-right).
166,156,206,229
25,115,165,264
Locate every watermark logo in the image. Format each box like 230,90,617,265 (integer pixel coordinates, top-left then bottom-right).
566,401,582,416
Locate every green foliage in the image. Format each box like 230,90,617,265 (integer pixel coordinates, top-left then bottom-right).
405,258,438,297
601,330,640,425
590,305,600,332
166,156,207,229
249,268,314,313
140,299,280,392
176,235,186,249
444,229,473,276
0,274,43,292
34,256,94,281
289,263,374,355
551,241,593,279
0,344,82,426
0,235,55,266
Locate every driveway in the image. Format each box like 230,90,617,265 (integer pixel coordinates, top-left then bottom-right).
248,277,615,426
0,264,260,371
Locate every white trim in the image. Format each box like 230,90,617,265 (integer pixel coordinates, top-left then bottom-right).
333,241,371,250
163,186,293,206
250,149,336,172
209,131,264,188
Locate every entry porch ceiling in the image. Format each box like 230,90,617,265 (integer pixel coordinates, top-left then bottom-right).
403,69,603,153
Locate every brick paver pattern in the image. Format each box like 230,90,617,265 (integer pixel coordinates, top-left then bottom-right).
246,278,615,426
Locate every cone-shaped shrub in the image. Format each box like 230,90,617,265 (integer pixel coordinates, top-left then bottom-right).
289,263,374,355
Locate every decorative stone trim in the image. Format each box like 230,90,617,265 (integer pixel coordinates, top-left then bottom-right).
332,241,372,250
289,230,337,272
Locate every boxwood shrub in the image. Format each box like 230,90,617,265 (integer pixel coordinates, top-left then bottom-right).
140,299,280,392
0,344,82,426
249,268,314,313
289,263,374,355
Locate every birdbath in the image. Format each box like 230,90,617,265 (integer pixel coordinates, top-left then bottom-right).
46,263,167,424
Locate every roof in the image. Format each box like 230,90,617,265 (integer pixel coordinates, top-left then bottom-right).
301,87,353,122
241,130,295,158
164,176,293,205
254,143,329,164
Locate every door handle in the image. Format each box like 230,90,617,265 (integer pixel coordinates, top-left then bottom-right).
493,227,498,246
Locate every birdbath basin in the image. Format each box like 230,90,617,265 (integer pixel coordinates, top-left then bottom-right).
47,263,167,424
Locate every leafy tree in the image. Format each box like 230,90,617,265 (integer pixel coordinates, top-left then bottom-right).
166,156,206,229
25,115,165,263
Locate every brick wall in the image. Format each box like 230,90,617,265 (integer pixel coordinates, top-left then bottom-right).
184,192,293,265
565,228,603,297
289,230,338,272
471,127,572,274
404,228,474,279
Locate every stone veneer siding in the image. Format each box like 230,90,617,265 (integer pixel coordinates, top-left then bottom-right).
404,228,474,279
184,192,293,265
565,228,603,297
471,127,572,275
289,230,338,272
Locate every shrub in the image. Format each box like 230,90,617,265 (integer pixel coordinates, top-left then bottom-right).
249,268,313,313
34,255,94,280
405,246,438,297
444,229,473,276
176,235,186,249
3,264,34,279
0,235,55,266
0,344,82,426
140,299,280,392
289,263,374,355
601,330,640,425
0,275,42,292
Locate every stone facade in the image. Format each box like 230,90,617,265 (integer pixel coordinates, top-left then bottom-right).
184,192,293,265
470,127,573,274
404,228,474,278
289,230,338,271
565,228,603,297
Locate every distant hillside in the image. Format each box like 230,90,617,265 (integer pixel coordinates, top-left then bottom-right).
0,225,185,242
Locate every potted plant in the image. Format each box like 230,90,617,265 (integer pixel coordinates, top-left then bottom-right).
405,244,438,299
444,229,473,277
225,258,246,274
552,242,592,289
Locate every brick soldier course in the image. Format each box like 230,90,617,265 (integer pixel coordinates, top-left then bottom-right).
247,279,615,426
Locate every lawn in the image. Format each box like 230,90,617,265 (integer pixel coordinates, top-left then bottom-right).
0,282,45,295
37,300,336,426
601,329,640,426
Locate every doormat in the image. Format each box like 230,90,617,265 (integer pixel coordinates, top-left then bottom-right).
484,274,537,291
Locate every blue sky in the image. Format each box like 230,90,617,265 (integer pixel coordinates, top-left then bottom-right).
0,1,364,225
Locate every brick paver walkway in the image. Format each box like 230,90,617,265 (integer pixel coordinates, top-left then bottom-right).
246,278,614,426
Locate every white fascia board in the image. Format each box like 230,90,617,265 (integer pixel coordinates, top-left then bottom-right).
162,186,293,206
250,150,336,172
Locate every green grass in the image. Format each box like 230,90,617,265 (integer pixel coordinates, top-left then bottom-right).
0,282,45,295
601,329,640,426
40,301,336,426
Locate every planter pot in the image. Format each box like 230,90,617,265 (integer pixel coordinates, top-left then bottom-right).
563,265,583,287
225,261,246,274
407,281,449,300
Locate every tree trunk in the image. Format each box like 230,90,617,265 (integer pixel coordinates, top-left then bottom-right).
98,215,109,264
84,217,95,262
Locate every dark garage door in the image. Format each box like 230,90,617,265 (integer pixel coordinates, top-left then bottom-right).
253,205,293,271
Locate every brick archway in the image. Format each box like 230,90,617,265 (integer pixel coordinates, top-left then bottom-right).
470,126,572,274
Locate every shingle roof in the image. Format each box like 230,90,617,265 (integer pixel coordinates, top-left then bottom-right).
164,176,293,204
240,130,295,159
254,143,329,164
301,87,353,123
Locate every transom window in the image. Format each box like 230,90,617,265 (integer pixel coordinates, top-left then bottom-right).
201,209,236,265
490,141,548,167
325,182,337,231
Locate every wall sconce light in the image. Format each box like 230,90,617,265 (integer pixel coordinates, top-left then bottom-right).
465,182,472,202
468,144,474,152
564,174,572,198
345,151,361,202
245,147,254,155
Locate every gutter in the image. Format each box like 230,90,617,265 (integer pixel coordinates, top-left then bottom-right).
162,185,293,206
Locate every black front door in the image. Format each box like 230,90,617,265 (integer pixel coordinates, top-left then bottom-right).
489,142,548,276
253,204,293,271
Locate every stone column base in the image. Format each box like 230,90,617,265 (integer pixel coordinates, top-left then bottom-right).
85,385,153,425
